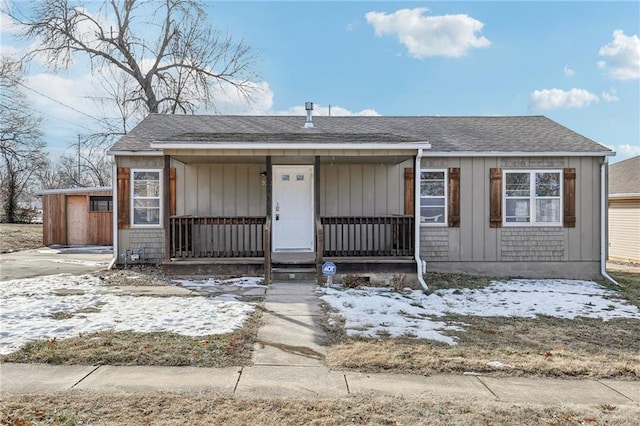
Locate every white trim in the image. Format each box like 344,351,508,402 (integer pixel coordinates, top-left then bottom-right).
424,151,614,158
107,150,163,156
419,168,448,227
414,150,429,292
109,161,118,270
130,169,163,228
502,169,563,227
601,157,618,285
37,186,111,195
150,141,431,150
609,193,640,199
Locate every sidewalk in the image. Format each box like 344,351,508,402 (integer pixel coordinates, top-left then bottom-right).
1,280,639,405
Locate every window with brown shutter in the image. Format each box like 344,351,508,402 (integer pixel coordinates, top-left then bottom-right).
448,167,460,227
170,167,176,217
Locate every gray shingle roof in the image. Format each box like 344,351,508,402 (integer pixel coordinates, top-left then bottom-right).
609,155,640,195
109,114,612,154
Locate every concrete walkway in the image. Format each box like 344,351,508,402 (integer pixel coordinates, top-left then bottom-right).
1,279,639,404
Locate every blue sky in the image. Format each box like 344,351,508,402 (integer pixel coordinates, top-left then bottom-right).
2,1,639,163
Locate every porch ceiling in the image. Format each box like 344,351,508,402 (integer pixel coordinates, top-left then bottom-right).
169,153,415,165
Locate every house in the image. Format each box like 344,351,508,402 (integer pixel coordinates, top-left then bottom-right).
39,186,113,246
108,106,614,287
608,156,640,264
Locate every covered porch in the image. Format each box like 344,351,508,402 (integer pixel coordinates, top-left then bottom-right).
155,137,428,284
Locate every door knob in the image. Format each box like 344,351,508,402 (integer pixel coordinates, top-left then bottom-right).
276,214,280,221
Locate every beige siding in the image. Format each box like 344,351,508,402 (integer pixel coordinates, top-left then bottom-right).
320,161,409,216
174,162,266,216
421,156,604,278
608,199,640,262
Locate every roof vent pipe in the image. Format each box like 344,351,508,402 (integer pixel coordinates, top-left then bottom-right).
304,102,314,128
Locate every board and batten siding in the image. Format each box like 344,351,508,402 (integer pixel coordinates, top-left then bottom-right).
608,199,640,263
117,156,409,263
420,156,603,279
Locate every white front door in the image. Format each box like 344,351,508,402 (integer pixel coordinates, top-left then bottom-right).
272,165,314,251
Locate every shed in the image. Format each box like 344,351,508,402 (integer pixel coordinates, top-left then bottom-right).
608,156,640,263
39,186,113,246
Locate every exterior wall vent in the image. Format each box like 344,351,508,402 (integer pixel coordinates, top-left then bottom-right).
304,102,314,128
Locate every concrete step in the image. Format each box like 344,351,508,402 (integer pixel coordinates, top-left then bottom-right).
271,267,316,281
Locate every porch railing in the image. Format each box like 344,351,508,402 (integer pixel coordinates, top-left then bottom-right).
170,216,266,258
320,216,414,257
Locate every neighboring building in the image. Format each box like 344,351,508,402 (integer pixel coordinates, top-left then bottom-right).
608,156,640,263
39,187,113,246
108,108,614,285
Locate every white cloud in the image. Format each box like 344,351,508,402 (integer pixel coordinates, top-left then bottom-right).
530,88,599,111
563,64,575,77
210,80,275,115
597,30,640,80
273,104,380,117
0,1,19,34
616,144,640,157
601,87,619,102
365,7,490,58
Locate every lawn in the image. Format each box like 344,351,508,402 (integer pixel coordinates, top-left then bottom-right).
322,271,640,380
3,393,638,425
0,223,43,253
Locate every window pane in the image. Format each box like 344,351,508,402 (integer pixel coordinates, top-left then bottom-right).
134,208,160,225
421,181,444,196
134,199,160,209
133,181,160,197
536,199,560,222
133,171,160,181
421,171,445,196
421,206,445,223
536,172,560,196
506,173,530,197
505,199,530,222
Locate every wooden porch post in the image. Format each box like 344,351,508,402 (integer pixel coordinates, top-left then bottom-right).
314,156,323,286
163,155,171,262
264,156,272,285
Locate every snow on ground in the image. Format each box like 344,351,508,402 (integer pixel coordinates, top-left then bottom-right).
173,277,265,294
0,274,261,355
320,279,640,345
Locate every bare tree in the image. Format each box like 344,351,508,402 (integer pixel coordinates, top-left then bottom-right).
18,0,259,115
0,58,47,223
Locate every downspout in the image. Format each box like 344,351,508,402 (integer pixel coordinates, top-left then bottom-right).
414,149,429,292
108,158,118,270
600,157,618,286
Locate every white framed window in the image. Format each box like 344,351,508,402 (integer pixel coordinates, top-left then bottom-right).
504,170,562,226
420,169,447,225
131,169,162,226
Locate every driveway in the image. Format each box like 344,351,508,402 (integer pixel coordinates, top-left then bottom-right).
0,246,113,281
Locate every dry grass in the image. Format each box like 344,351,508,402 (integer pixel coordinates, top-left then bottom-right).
326,271,640,380
2,393,639,425
0,223,43,253
1,312,261,367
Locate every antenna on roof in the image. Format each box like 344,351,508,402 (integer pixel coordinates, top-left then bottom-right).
304,102,314,128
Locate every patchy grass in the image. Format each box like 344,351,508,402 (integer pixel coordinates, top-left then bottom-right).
1,311,261,367
0,223,42,253
325,272,640,380
2,393,639,425
604,270,640,308
425,272,496,291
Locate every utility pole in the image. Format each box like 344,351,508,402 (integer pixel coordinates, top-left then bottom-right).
77,135,81,186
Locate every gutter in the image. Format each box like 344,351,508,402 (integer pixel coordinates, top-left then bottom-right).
108,158,118,270
600,157,618,286
414,149,429,293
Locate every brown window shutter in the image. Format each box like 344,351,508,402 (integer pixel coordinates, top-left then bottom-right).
489,168,502,228
448,167,460,227
563,168,576,228
404,168,414,215
117,167,130,229
170,167,177,217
